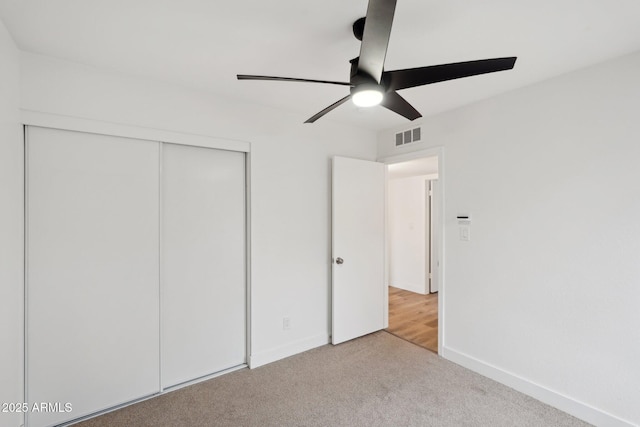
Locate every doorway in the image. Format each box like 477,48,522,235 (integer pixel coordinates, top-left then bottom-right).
384,154,441,353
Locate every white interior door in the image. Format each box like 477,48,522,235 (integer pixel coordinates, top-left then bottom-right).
332,156,385,345
26,127,160,427
161,144,246,388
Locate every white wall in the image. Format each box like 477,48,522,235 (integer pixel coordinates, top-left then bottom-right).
378,51,640,426
388,175,429,294
19,52,377,369
0,18,22,427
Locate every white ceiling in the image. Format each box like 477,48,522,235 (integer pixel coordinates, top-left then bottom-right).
1,0,640,131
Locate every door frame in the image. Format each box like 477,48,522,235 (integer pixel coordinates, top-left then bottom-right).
378,146,445,355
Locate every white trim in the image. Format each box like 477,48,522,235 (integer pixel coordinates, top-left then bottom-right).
21,109,250,152
245,152,253,368
158,143,164,393
382,166,389,329
378,146,445,355
23,127,30,427
441,346,635,427
377,146,442,165
249,334,329,369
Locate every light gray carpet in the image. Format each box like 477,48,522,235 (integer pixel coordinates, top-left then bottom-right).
76,331,590,426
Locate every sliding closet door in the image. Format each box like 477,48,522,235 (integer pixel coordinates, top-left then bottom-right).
161,144,246,388
26,127,160,427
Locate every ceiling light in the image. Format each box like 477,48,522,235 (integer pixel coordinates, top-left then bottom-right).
351,84,384,107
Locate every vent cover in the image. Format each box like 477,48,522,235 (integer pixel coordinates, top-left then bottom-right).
395,127,421,146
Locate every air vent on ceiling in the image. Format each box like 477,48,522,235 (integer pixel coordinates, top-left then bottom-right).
395,127,421,147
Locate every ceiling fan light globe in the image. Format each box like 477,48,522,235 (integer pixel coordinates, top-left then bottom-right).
352,85,384,107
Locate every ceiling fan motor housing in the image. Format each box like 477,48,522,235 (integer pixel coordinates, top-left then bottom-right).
351,83,385,107
353,17,366,41
349,57,380,87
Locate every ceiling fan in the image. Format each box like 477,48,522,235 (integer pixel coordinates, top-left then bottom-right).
237,0,517,123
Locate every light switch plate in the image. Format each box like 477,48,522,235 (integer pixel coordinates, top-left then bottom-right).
460,226,470,241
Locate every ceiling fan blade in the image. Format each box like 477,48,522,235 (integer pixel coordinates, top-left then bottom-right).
237,75,352,86
357,0,397,83
381,91,422,121
384,57,517,91
304,95,352,123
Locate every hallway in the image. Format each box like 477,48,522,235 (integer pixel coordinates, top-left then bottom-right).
387,286,438,352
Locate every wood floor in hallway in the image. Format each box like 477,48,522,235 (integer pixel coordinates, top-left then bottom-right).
387,286,438,353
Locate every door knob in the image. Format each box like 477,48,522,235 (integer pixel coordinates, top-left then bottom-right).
336,257,344,265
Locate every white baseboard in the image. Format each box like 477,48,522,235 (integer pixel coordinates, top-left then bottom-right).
249,333,329,369
441,346,636,427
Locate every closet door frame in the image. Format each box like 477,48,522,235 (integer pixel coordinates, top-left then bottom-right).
22,110,253,424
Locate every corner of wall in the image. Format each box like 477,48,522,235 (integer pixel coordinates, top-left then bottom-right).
0,17,24,427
